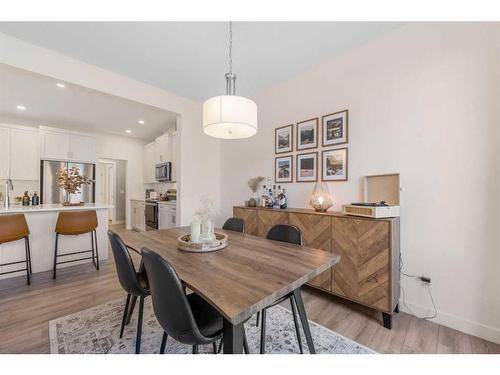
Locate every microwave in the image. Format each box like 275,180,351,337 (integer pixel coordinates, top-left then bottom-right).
155,162,172,182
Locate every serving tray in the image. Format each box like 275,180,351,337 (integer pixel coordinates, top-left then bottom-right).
177,232,228,253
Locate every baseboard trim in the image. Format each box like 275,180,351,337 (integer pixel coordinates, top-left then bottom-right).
401,300,500,345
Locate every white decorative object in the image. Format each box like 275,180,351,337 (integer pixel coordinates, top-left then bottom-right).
202,22,257,139
200,218,216,242
190,219,201,243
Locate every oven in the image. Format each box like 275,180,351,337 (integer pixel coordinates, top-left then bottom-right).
155,162,172,182
144,201,158,230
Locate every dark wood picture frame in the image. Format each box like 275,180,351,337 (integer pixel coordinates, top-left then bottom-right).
321,147,348,181
296,118,318,151
275,124,293,154
275,155,293,183
322,109,348,147
296,152,318,183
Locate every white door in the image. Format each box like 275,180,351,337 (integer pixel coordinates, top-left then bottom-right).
10,128,39,180
41,130,70,160
70,134,97,163
0,127,11,179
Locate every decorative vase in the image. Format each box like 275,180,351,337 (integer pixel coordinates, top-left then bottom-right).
62,190,72,206
200,218,215,242
190,219,201,243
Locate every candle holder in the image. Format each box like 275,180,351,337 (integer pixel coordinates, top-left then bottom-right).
309,182,333,212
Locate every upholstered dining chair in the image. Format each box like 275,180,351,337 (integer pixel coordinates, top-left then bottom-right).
107,230,150,354
256,224,305,354
222,217,245,233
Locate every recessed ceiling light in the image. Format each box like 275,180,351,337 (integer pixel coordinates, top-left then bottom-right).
138,120,145,124
126,130,132,134
16,105,26,110
56,83,66,88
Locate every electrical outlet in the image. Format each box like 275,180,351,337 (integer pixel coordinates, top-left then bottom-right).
419,276,431,284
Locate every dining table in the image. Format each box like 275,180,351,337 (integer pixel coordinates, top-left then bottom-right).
119,226,341,354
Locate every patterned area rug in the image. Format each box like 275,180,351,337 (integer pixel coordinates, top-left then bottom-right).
49,297,374,354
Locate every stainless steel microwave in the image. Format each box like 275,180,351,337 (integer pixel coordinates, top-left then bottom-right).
155,162,172,182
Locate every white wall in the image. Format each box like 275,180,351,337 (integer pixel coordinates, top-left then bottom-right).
0,32,221,226
220,23,500,343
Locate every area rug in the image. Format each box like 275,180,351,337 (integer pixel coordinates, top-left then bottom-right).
49,297,374,354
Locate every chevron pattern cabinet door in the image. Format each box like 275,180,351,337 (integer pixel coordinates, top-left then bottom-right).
331,217,391,312
290,213,332,291
233,207,258,235
257,210,290,237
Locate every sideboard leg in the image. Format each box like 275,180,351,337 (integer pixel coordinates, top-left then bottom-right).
394,303,399,313
382,312,392,329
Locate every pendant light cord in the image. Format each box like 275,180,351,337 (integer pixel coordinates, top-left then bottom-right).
229,21,233,74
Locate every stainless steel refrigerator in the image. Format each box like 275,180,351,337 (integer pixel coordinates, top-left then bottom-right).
40,160,96,204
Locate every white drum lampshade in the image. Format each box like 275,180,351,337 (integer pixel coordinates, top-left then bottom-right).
203,95,257,139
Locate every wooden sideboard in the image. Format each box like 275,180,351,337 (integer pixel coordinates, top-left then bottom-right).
233,206,400,329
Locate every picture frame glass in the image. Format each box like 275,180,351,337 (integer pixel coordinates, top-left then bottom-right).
322,111,347,146
275,125,293,153
275,156,292,183
322,148,347,181
297,118,318,150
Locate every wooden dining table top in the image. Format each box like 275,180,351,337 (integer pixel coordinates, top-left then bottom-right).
120,227,340,325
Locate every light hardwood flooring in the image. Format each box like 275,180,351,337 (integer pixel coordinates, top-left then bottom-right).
0,225,498,354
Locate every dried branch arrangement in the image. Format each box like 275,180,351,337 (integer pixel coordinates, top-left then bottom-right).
56,167,94,194
247,176,265,193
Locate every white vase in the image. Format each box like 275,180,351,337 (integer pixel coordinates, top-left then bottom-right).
190,219,201,243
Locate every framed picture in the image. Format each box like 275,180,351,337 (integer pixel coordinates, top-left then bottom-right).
296,152,318,182
322,148,348,181
322,110,348,147
296,118,318,150
275,155,293,183
275,124,293,154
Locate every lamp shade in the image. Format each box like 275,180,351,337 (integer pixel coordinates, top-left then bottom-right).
309,182,333,212
203,95,257,139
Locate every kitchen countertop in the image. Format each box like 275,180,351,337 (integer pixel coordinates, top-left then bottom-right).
0,203,111,214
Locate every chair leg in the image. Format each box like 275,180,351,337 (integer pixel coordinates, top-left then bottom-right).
135,296,144,354
256,311,260,327
212,342,217,354
243,330,250,354
52,233,59,279
94,230,100,270
290,295,304,354
259,308,267,354
24,236,30,285
192,345,198,354
217,338,223,353
120,294,131,339
160,332,168,354
126,295,138,325
26,236,32,274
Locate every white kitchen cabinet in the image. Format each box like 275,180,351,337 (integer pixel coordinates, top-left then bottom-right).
158,203,176,229
131,200,146,231
70,134,97,163
143,142,156,183
0,127,11,179
10,128,40,180
40,128,96,163
40,129,70,160
155,134,170,163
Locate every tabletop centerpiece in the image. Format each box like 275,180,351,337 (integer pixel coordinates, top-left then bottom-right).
56,167,94,206
247,176,264,207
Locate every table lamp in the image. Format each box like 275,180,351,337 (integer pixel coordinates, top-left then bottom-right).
309,182,333,212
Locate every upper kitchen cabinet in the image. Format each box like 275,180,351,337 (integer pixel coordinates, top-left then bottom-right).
40,128,96,163
155,134,170,164
10,128,40,180
143,131,177,183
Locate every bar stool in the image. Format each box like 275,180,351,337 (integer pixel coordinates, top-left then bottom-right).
0,214,32,285
53,210,99,279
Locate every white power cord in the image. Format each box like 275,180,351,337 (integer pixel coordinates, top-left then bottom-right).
400,256,437,320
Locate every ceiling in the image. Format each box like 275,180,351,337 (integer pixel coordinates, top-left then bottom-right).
0,22,402,101
0,64,177,141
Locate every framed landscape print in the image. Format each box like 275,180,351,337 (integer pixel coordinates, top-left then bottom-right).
275,155,293,183
322,148,348,181
322,110,348,147
296,152,318,182
296,118,318,150
275,124,293,154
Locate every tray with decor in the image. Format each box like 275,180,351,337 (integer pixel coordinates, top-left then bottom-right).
177,232,228,253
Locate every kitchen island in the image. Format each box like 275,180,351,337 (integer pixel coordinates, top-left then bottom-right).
0,204,109,280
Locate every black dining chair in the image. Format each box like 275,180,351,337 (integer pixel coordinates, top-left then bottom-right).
107,230,150,354
256,224,305,354
141,247,250,354
222,217,245,233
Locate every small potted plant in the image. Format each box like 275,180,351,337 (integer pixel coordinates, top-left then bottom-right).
56,167,94,205
247,176,265,207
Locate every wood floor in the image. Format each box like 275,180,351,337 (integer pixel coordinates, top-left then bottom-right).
0,226,499,354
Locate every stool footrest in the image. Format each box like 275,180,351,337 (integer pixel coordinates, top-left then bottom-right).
56,256,95,266
0,268,28,276
0,260,27,267
56,249,93,257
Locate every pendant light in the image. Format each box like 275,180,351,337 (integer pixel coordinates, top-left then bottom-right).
203,22,257,139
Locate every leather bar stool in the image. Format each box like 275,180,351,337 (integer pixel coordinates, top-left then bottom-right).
0,214,32,285
53,210,99,279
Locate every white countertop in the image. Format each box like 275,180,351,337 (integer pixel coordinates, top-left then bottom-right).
0,203,110,214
